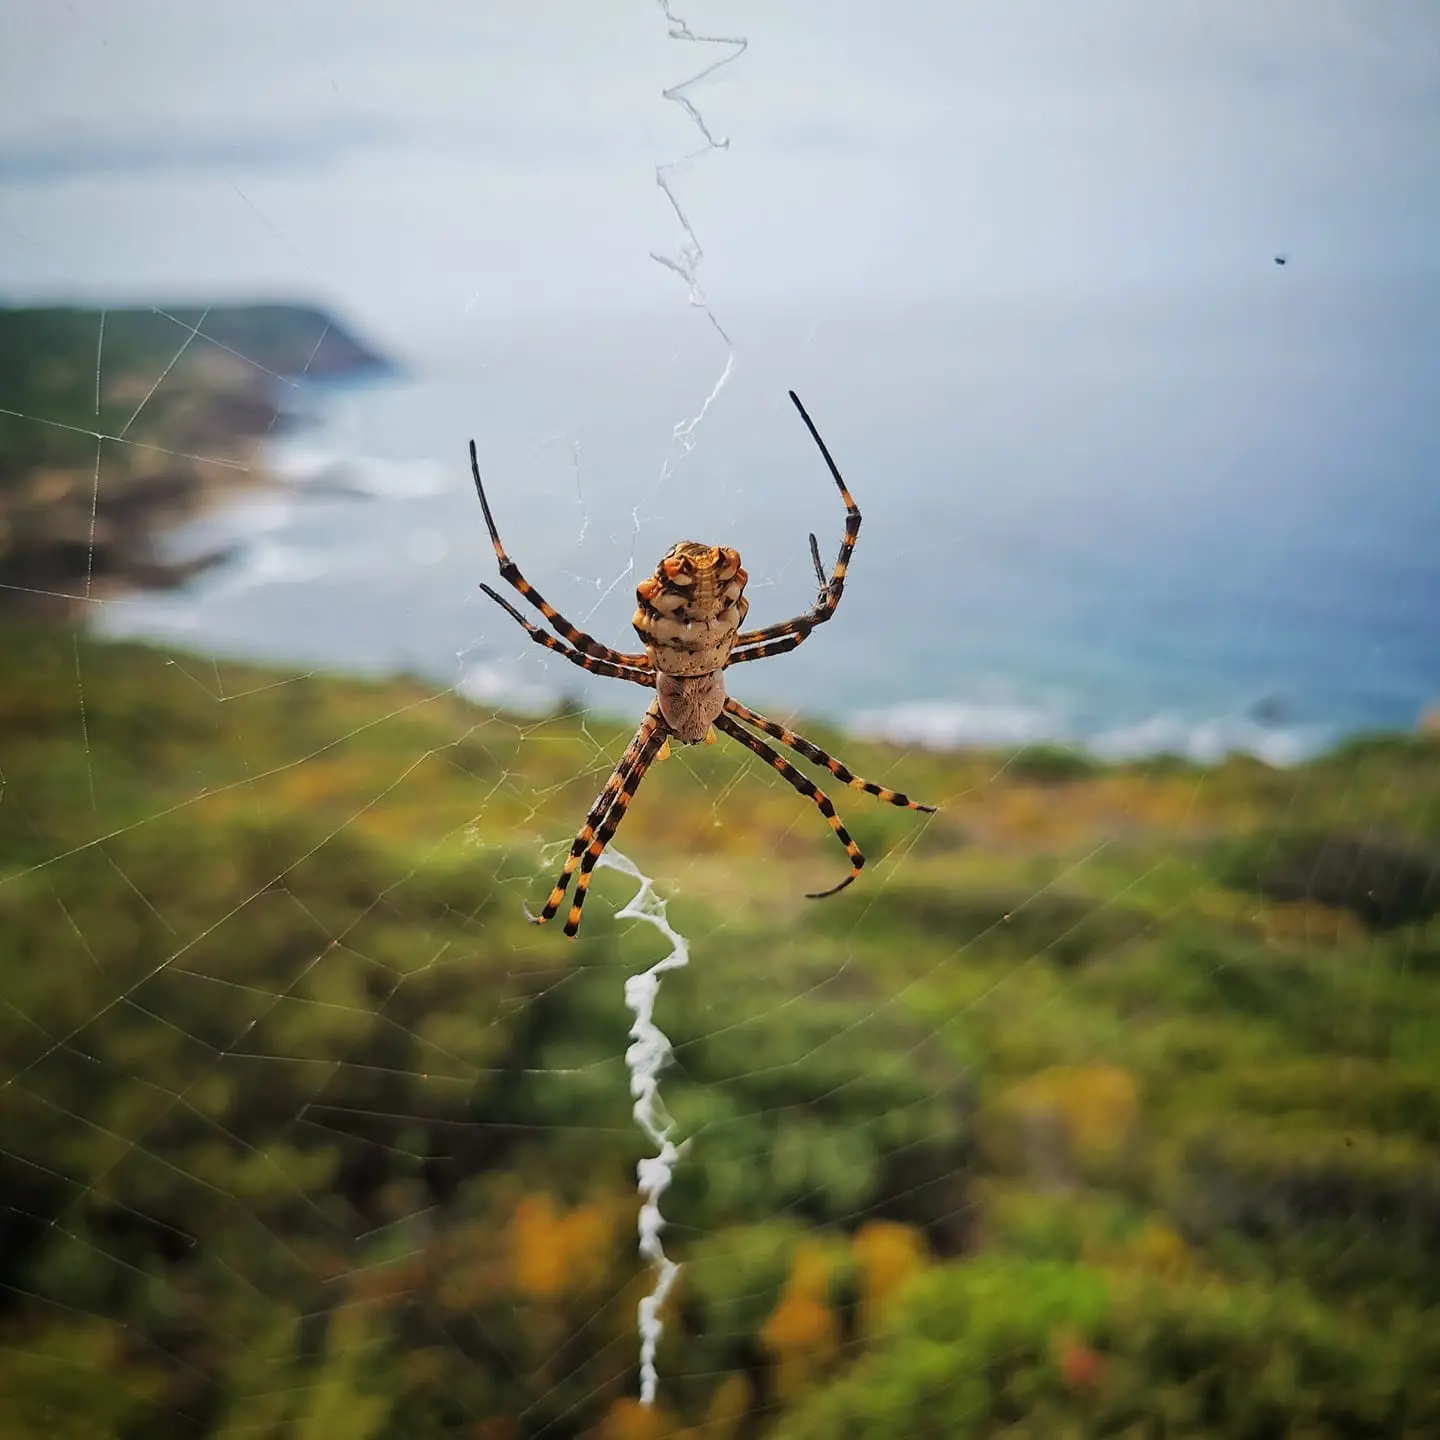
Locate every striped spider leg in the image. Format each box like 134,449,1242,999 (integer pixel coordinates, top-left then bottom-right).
470,438,664,932
527,703,670,937
727,389,861,667
718,702,936,897
479,583,657,686
724,698,934,814
470,440,653,673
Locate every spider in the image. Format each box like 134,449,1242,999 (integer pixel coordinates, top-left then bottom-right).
470,390,935,937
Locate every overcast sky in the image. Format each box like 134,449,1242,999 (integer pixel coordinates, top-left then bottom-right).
5,1,1436,738
3,0,1438,358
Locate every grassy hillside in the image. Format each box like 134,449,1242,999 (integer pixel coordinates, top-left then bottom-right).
2,620,1437,1437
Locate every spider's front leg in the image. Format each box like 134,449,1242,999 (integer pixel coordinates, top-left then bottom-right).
481,584,657,686
470,440,652,670
727,391,861,664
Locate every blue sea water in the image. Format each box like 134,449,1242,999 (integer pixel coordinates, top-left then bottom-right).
98,287,1439,762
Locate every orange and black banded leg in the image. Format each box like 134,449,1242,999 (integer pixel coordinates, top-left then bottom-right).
724,698,937,813
562,718,670,937
790,388,862,620
529,707,666,932
730,529,826,668
470,440,651,668
481,585,656,687
726,629,808,665
732,390,861,654
727,536,826,667
713,712,865,900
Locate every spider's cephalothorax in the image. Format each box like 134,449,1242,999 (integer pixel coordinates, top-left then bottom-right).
633,542,749,742
469,391,936,937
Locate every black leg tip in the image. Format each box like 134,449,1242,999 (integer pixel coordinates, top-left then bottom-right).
805,869,860,901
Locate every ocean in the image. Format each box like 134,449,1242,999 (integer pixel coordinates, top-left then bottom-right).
96,288,1439,763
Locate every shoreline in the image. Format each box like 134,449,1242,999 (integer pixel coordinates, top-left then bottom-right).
0,301,394,618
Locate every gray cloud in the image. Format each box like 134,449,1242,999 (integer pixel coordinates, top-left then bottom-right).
0,116,397,182
0,0,1436,347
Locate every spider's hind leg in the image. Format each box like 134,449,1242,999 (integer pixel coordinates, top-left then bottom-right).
724,698,937,813
562,720,670,936
713,712,866,899
528,706,669,937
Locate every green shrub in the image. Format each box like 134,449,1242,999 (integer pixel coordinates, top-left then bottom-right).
1005,745,1101,784
1211,829,1440,930
777,1258,1439,1438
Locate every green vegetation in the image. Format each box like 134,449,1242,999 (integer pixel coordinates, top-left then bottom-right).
7,292,1433,1437
777,1257,1440,1438
2,617,1437,1438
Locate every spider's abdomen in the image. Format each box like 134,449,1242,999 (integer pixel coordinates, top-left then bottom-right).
633,541,750,678
656,671,727,742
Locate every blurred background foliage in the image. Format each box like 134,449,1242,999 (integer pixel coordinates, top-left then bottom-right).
2,307,1439,1437
3,613,1438,1438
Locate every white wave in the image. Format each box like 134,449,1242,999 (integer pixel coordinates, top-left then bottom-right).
853,698,1062,749
154,490,301,561
266,441,344,485
853,697,1333,766
1089,712,1333,766
343,455,447,500
270,437,446,501
268,442,446,501
97,592,202,638
204,538,333,598
454,660,562,716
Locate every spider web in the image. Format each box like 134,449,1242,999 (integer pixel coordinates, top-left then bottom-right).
3,4,1440,1439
